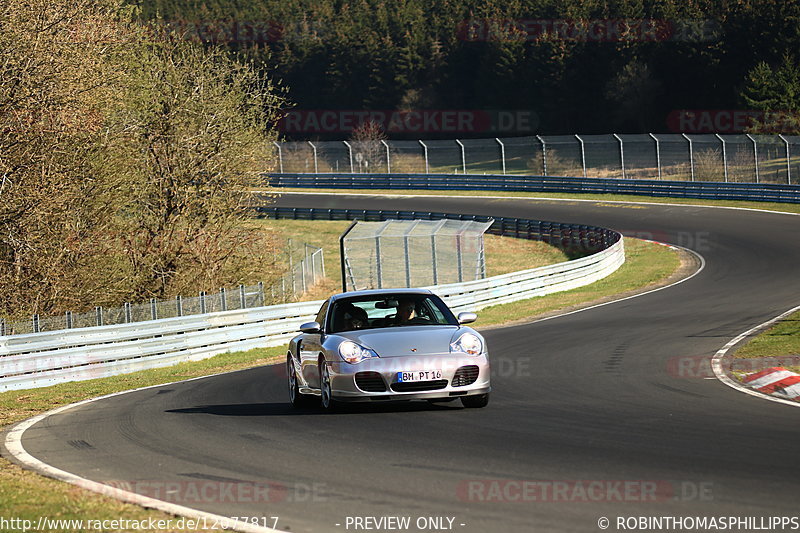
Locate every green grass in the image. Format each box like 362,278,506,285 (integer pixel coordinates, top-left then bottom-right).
473,237,681,328
731,311,800,378
272,187,800,215
0,236,683,528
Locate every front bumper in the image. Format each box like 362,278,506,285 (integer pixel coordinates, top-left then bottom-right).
327,353,491,402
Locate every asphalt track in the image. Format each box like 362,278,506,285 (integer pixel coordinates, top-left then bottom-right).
10,194,800,533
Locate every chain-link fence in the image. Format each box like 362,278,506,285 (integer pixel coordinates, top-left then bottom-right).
0,240,325,336
273,134,800,184
341,219,492,292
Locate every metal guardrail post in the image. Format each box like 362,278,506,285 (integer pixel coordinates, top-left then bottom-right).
258,281,265,306
239,284,246,309
779,134,792,184
95,306,103,326
613,133,626,179
746,134,759,183
536,135,547,175
496,138,506,175
220,288,227,311
308,141,318,174
343,141,354,173
273,141,283,173
176,296,183,317
575,134,587,178
456,139,466,174
32,314,40,333
199,292,207,314
419,140,429,174
65,311,73,329
0,319,4,336
150,298,157,320
124,302,132,323
682,134,695,181
649,133,662,180
381,140,391,173
716,134,728,182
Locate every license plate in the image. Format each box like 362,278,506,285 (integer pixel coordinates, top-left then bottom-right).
397,370,442,382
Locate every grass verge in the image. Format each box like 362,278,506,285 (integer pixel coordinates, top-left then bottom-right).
0,238,684,530
730,310,800,379
270,187,800,215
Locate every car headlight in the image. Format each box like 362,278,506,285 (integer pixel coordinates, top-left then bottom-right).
338,341,377,364
450,333,483,356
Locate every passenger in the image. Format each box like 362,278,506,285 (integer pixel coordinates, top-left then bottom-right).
344,305,369,331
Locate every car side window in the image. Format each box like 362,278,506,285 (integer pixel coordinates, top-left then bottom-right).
315,300,329,331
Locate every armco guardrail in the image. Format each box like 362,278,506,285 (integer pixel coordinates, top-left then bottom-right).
1,209,622,391
267,173,800,204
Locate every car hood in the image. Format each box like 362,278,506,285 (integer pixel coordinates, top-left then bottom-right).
339,326,461,357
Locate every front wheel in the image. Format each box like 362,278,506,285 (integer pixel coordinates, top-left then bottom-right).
287,355,312,408
319,361,338,412
461,393,489,408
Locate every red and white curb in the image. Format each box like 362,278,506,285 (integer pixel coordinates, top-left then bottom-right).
741,367,800,401
712,303,800,408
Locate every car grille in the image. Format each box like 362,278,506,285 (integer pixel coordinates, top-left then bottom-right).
391,379,448,392
452,365,480,387
355,371,387,392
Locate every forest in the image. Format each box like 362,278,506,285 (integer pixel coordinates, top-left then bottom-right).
134,0,800,137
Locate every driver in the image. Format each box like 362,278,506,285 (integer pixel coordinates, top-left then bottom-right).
392,298,416,325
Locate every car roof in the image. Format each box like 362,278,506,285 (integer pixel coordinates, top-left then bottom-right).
329,288,434,302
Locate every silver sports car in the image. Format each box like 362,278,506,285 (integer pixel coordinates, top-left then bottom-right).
286,288,490,411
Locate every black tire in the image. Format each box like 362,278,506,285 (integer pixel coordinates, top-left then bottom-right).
319,360,338,412
461,393,489,408
287,355,313,408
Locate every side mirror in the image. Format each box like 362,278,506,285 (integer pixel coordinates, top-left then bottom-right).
299,321,321,333
457,312,477,325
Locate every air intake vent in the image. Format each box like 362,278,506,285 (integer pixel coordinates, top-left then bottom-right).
355,371,387,392
452,365,480,387
391,379,448,392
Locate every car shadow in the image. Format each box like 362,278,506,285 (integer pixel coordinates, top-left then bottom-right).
166,400,464,417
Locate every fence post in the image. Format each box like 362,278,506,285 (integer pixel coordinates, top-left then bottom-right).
613,133,626,179
536,135,547,175
419,140,429,174
779,134,792,184
176,295,183,317
746,134,759,183
455,139,466,174
124,302,132,323
343,141,354,173
32,314,40,333
649,133,662,180
495,138,506,175
715,134,729,182
239,284,246,309
220,288,227,311
307,141,318,174
682,134,695,181
199,291,206,314
95,306,103,326
381,140,391,173
575,134,587,178
272,141,283,173
65,311,73,329
0,319,4,336
150,298,157,320
258,281,264,306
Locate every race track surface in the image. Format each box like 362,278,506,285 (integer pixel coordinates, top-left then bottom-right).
13,194,800,532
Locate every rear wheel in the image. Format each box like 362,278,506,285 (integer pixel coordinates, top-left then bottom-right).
461,393,489,408
287,355,312,407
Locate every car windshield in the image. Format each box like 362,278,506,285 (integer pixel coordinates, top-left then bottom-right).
329,293,458,333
